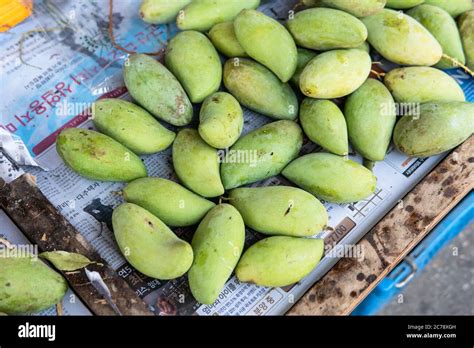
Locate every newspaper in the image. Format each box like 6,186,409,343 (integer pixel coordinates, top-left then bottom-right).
1,0,473,316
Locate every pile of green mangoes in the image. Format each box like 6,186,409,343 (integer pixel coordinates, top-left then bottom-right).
53,0,473,306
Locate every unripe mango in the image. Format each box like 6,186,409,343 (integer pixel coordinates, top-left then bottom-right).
113,203,193,280
165,31,221,103
208,21,248,57
290,48,317,87
345,79,397,162
384,67,465,103
459,11,474,70
123,177,215,227
234,9,297,83
56,128,147,182
312,0,387,17
177,0,261,32
221,120,303,190
424,0,472,17
123,54,192,126
299,49,371,99
173,129,224,198
393,102,474,157
223,58,298,120
0,256,67,314
229,186,328,237
92,98,175,155
386,0,425,9
362,9,443,66
287,8,368,50
198,92,243,149
139,0,191,24
282,153,377,203
235,236,324,287
189,204,245,304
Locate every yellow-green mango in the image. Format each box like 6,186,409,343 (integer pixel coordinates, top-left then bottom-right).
139,0,191,24
408,5,466,69
223,58,298,120
177,0,261,31
283,153,377,203
0,256,67,314
165,31,222,103
386,0,425,9
92,99,175,155
312,0,387,17
290,48,317,87
393,102,474,157
123,177,215,227
198,92,243,149
173,129,224,198
123,54,192,126
56,128,147,182
234,9,297,83
300,99,348,156
287,8,368,50
424,0,472,17
384,67,465,103
299,49,371,99
345,79,397,162
188,204,245,304
229,186,328,237
235,236,324,287
221,120,303,190
362,9,443,66
208,21,248,57
459,11,474,70
113,203,193,279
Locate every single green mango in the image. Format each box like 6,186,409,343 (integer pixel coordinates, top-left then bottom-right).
112,203,193,280
287,8,368,50
393,102,474,157
123,54,192,126
313,0,387,17
198,92,243,149
208,21,248,57
0,256,67,314
173,128,224,198
223,58,298,120
139,0,191,24
459,11,474,70
384,67,465,103
189,204,245,304
221,120,303,190
235,236,324,287
299,49,371,99
229,186,328,237
290,48,317,87
386,0,425,9
424,0,472,17
345,79,397,162
177,0,261,31
282,153,377,203
123,177,215,227
56,128,147,182
362,9,443,66
92,98,175,155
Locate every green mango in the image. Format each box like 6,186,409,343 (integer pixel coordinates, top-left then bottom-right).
299,49,372,99
208,21,248,57
345,79,397,162
92,98,175,155
0,256,67,314
165,31,221,103
123,177,215,227
300,99,348,156
290,48,317,87
384,67,465,103
123,54,192,126
173,128,224,198
177,0,261,31
408,5,466,69
113,203,193,280
221,120,303,190
459,11,474,70
424,0,472,17
56,128,147,182
393,102,474,157
235,236,324,287
234,9,297,83
313,0,387,17
223,58,298,120
362,9,443,66
189,204,245,304
139,0,191,24
386,0,425,9
355,41,371,53
282,153,377,203
198,92,243,149
287,8,368,50
229,186,328,237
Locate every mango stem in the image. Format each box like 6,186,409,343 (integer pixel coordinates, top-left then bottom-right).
442,54,474,78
